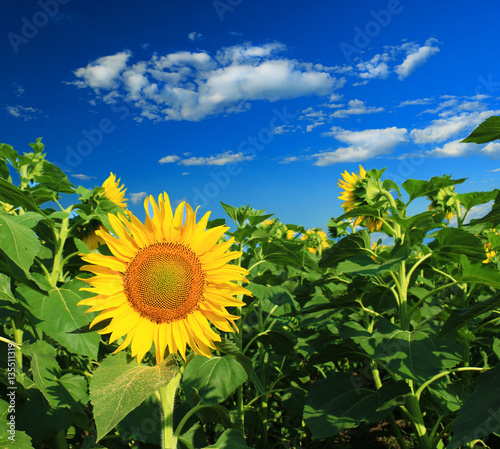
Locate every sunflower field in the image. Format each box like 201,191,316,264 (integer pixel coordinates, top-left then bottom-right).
2,117,500,449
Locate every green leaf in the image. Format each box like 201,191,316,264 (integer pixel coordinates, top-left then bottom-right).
182,355,248,405
402,176,466,203
16,279,101,359
460,116,500,144
337,252,407,276
438,291,500,338
0,214,41,271
458,254,500,288
319,230,371,268
197,404,240,430
304,374,409,439
467,191,500,227
90,352,181,441
33,160,75,194
457,190,499,211
203,429,252,448
214,339,265,394
429,228,485,262
448,365,500,449
0,178,43,213
342,319,462,383
22,341,82,409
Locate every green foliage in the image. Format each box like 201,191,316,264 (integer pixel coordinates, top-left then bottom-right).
460,116,500,144
2,133,500,449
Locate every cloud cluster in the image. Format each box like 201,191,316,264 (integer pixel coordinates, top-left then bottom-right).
159,151,254,166
69,43,339,121
6,105,40,120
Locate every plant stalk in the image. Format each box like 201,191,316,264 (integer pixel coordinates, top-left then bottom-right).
160,372,182,449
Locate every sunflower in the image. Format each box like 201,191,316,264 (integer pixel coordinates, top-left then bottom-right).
81,174,128,250
102,172,128,210
300,229,330,255
78,193,250,364
427,185,457,222
338,165,385,232
483,242,497,264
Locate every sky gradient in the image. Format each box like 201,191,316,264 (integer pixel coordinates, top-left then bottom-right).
2,0,500,229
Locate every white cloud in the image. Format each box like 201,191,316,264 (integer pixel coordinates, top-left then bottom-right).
72,51,131,89
397,98,433,107
159,155,181,164
188,31,203,41
410,110,500,144
331,99,384,118
6,105,40,120
394,38,440,80
356,54,390,80
481,142,500,159
159,151,254,166
130,192,148,205
426,139,478,158
71,174,95,180
180,151,253,166
313,127,408,166
70,43,339,121
306,122,324,132
279,156,300,164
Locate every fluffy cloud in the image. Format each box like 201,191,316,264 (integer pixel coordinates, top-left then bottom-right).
130,192,148,205
313,126,408,165
410,111,500,144
70,43,339,121
6,105,40,120
394,38,440,80
331,99,384,118
159,151,254,166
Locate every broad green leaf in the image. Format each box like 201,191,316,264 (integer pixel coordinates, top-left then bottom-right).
0,143,19,166
457,190,498,211
429,228,485,262
448,365,500,448
0,178,43,214
438,291,500,338
402,176,466,203
204,429,252,448
197,404,240,430
304,374,409,439
460,116,500,144
214,339,265,394
319,230,370,268
9,211,46,229
342,319,462,382
0,214,41,271
33,160,75,194
467,191,500,227
16,279,101,359
182,355,248,405
261,241,312,268
251,328,297,355
458,254,500,288
59,374,89,413
115,395,161,445
22,341,82,409
337,253,407,276
90,352,181,441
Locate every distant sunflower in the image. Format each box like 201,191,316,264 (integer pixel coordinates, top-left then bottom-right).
102,172,128,210
78,193,250,363
483,242,497,264
338,165,384,232
427,185,456,222
300,229,330,255
82,174,128,250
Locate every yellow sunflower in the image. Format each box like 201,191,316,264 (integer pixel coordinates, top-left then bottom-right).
102,172,128,209
483,242,497,264
78,193,250,363
82,224,107,251
300,229,330,255
338,165,384,232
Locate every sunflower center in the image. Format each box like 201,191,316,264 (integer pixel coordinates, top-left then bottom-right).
123,242,205,323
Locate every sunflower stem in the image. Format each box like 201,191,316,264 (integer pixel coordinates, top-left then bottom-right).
159,372,182,449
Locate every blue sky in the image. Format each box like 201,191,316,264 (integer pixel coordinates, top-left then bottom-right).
2,0,500,229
